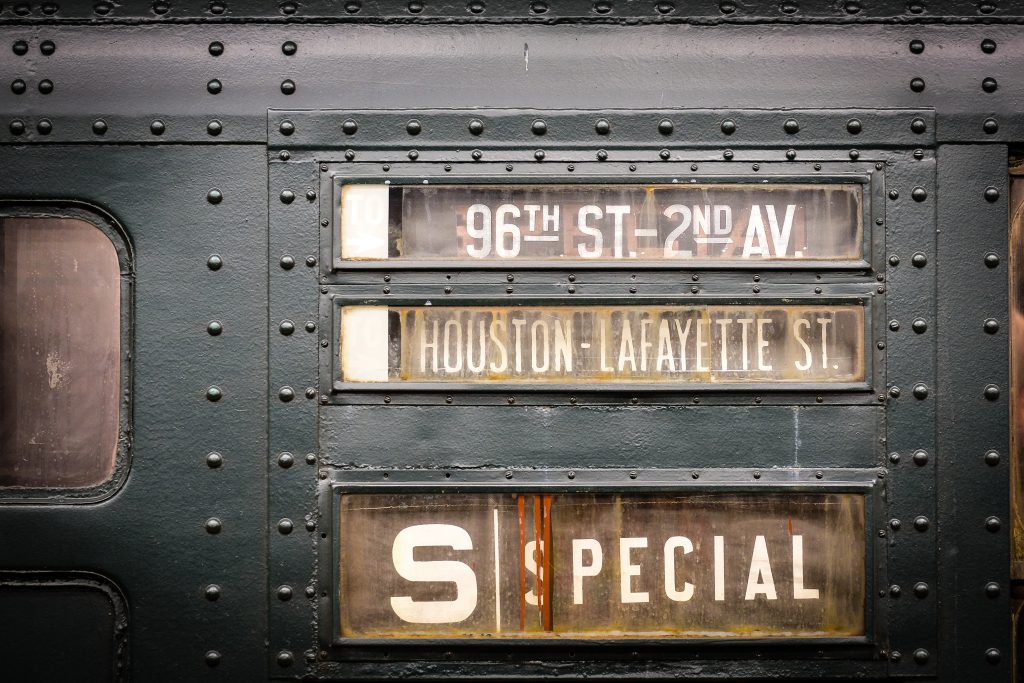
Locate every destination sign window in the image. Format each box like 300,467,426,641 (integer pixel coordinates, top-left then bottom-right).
336,491,867,639
336,303,866,386
336,182,865,264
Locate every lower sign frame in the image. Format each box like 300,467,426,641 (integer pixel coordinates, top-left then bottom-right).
318,468,885,662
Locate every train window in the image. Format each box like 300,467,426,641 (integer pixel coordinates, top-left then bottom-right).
0,214,127,495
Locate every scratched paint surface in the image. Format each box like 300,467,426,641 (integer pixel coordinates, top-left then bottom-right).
338,183,863,262
339,304,865,383
337,492,865,638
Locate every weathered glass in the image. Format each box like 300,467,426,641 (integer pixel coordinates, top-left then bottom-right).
0,217,120,488
338,183,863,263
338,492,866,638
339,304,865,384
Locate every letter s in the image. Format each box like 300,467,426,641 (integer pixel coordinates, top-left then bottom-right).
390,524,478,623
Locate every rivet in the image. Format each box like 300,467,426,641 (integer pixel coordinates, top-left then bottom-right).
38,79,53,95
279,320,295,336
9,120,25,135
534,150,545,161
889,452,900,464
205,517,222,534
147,119,166,136
278,518,294,534
785,149,796,160
596,150,608,161
468,119,484,135
531,119,547,135
890,518,902,530
305,453,316,465
206,452,223,468
594,0,612,13
910,77,926,93
342,119,358,135
280,190,295,204
345,0,361,12
985,450,1000,466
210,1,226,13
409,0,425,12
844,0,861,13
207,79,222,94
912,318,927,333
814,287,822,294
909,39,925,53
846,118,862,134
468,0,485,13
305,189,317,202
92,119,108,135
305,518,316,530
983,117,999,134
889,584,901,598
889,386,901,398
406,119,422,135
912,252,927,267
984,252,1000,268
207,189,223,204
783,119,799,134
408,150,419,161
723,150,734,161
889,320,900,332
207,119,223,136
658,119,674,135
445,395,453,404
986,648,1001,664
344,150,355,161
981,38,997,53
506,164,513,171
813,163,822,171
753,471,761,479
984,186,1000,202
278,452,294,468
720,119,736,135
878,529,887,538
815,471,823,479
914,515,929,531
984,384,1000,400
279,76,297,95
277,651,294,667
985,516,1001,532
888,189,899,200
320,339,329,347
982,77,998,93
279,386,295,402
471,149,483,161
911,117,927,133
207,254,223,270
95,2,113,14
207,320,224,337
595,118,611,135
849,150,860,160
280,255,296,270
911,187,927,202
205,584,221,601
909,582,928,598
281,1,297,13
985,581,1001,597
913,649,929,664
277,585,293,601
10,79,26,95
206,386,223,402
507,397,515,404
305,586,316,598
890,651,902,663
444,286,453,294
568,471,576,479
719,1,736,14
12,40,28,56
282,40,297,55
567,164,575,172
659,149,671,160
877,341,885,349
913,449,929,465
888,254,900,266
629,286,637,294
205,651,221,667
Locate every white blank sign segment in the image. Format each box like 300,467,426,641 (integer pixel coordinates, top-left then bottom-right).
341,184,390,259
340,306,390,382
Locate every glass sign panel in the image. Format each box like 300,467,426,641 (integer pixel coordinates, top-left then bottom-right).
338,183,864,263
338,304,865,384
337,492,867,639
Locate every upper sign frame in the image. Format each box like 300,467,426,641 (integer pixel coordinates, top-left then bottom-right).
321,162,883,274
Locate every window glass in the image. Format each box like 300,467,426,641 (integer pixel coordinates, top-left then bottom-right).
0,217,121,488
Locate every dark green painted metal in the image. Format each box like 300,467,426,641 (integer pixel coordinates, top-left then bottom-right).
0,7,1015,682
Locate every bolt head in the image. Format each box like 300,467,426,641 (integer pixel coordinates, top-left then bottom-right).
913,384,928,400
910,77,926,93
206,386,223,402
342,119,358,135
277,585,293,601
207,79,222,94
720,119,736,135
982,77,998,93
985,648,1001,664
909,39,925,53
658,119,673,135
205,650,221,667
207,254,223,270
985,516,1001,532
913,582,929,598
207,189,223,204
783,119,799,134
985,581,1001,597
846,118,862,134
92,119,108,135
277,651,294,667
279,386,295,402
912,318,927,333
914,516,929,531
278,452,294,468
595,118,611,135
205,518,222,534
911,252,927,268
911,187,927,202
531,119,547,135
278,518,294,534
207,120,223,136
280,190,295,204
206,452,223,468
985,450,1000,466
913,449,929,465
279,120,295,135
984,384,1000,400
984,186,1000,202
984,252,1000,268
205,584,221,601
911,117,927,133
406,119,422,135
913,649,929,664
984,117,999,134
